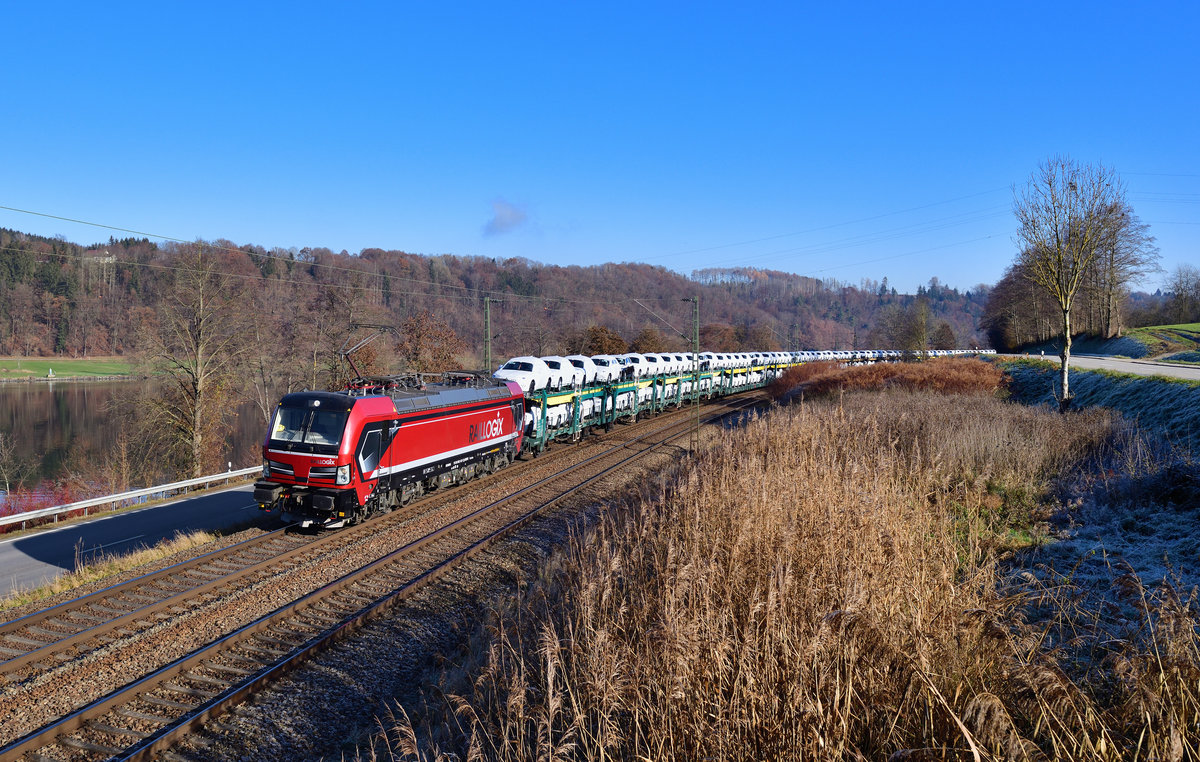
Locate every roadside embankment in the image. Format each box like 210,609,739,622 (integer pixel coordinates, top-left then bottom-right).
1021,324,1200,360
1003,359,1200,451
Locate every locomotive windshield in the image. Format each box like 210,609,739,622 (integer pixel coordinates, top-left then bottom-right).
270,406,349,447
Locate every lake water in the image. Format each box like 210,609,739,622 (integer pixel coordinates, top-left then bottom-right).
0,380,266,497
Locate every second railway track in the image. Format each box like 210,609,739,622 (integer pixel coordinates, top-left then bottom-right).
0,392,762,762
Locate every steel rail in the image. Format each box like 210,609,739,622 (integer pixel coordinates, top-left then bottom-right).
0,393,759,762
118,395,760,761
0,526,315,675
0,525,292,637
0,402,638,680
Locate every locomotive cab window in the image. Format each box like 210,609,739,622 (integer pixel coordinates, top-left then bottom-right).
270,406,349,450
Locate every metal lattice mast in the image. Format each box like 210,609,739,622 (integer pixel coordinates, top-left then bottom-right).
691,295,700,453
484,296,493,373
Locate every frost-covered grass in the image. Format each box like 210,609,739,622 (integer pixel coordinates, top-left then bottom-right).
1004,361,1200,452
1124,324,1200,357
1162,350,1200,365
1024,326,1200,360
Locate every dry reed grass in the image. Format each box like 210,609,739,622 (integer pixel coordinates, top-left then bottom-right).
769,357,1006,401
371,392,1199,761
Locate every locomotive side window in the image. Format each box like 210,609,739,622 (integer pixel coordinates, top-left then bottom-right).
359,429,381,475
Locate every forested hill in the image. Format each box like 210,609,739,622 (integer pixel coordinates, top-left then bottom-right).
0,227,988,363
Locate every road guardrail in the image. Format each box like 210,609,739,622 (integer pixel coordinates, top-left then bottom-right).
0,467,259,532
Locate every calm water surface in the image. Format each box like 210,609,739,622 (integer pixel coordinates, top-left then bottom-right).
0,381,265,494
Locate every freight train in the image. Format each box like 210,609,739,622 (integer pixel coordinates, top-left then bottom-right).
253,348,991,528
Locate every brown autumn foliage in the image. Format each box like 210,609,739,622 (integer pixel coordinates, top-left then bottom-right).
0,228,990,364
768,356,1006,400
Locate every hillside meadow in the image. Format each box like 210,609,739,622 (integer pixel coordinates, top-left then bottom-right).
368,360,1199,761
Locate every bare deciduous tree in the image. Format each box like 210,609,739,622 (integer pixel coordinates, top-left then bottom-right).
931,321,956,350
1167,264,1200,324
630,327,670,353
1014,158,1125,406
0,431,34,494
1088,201,1159,337
140,245,250,477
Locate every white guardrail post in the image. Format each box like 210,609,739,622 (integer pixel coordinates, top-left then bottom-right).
0,466,260,533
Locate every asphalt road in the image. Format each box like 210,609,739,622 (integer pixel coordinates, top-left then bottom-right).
0,485,270,599
1012,353,1200,381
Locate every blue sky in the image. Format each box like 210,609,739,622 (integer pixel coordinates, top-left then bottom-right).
2,2,1196,294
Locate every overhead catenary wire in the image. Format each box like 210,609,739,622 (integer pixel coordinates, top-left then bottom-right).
3,193,1016,296
0,204,626,308
644,185,1011,262
7,172,1190,313
704,207,1011,271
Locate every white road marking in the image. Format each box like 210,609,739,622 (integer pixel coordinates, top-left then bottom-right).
83,534,145,554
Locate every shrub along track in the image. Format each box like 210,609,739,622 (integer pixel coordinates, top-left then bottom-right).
0,393,761,761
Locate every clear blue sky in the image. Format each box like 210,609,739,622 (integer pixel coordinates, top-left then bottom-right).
2,2,1196,294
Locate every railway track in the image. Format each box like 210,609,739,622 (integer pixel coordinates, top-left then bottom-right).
0,407,625,686
0,393,761,761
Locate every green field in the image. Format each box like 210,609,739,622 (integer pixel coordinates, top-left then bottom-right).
0,356,133,379
1147,322,1200,333
1123,323,1200,357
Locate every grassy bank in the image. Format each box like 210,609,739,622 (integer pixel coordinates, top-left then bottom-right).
374,384,1198,760
1129,323,1200,357
0,356,132,380
1024,323,1200,360
1161,350,1200,366
1003,359,1200,451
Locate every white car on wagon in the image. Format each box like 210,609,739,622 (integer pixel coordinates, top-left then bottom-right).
589,354,624,383
494,356,552,393
540,355,585,389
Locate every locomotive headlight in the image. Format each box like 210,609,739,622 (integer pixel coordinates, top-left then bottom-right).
262,459,270,478
336,464,351,485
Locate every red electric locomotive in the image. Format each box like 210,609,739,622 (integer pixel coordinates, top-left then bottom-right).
253,372,524,528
